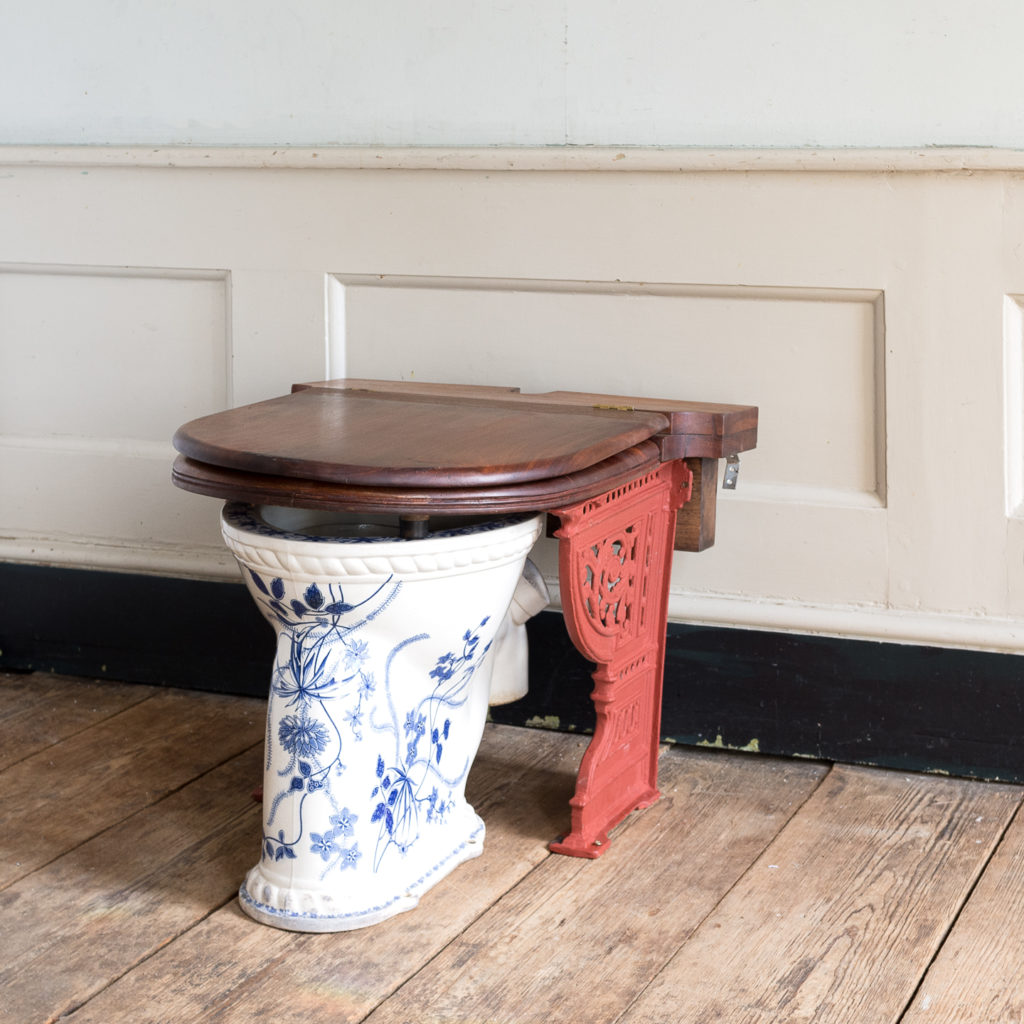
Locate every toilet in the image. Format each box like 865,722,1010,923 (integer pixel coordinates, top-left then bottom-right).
220,502,546,931
173,377,758,930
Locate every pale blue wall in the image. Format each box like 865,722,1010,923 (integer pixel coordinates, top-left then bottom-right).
3,0,1022,148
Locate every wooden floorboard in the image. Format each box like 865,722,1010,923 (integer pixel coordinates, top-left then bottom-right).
0,684,265,889
60,726,588,1024
0,670,150,771
4,675,1024,1024
615,765,1023,1024
363,752,825,1024
901,801,1024,1023
1,745,263,1024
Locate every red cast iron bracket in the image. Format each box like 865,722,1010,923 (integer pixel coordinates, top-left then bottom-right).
549,458,693,857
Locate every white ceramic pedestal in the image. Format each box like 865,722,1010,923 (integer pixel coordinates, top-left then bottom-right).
221,503,545,932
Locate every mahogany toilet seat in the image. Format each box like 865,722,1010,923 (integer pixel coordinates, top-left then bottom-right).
173,378,758,857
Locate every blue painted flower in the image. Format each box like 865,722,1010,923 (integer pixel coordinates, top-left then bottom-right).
429,652,456,682
404,710,426,737
275,673,337,707
274,634,339,706
278,714,329,757
344,639,370,670
344,707,363,739
330,807,357,836
426,786,440,822
339,843,362,870
310,831,337,861
403,710,427,762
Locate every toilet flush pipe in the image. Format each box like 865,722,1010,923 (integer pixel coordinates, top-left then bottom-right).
488,558,550,706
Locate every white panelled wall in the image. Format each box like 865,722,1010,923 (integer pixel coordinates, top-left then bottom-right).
2,151,1024,654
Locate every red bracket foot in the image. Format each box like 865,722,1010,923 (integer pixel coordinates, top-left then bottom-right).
548,460,692,858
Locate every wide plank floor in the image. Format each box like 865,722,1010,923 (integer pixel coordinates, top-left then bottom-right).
3,670,1024,1024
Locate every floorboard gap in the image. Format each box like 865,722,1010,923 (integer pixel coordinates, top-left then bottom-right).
607,758,836,1024
894,795,1024,1023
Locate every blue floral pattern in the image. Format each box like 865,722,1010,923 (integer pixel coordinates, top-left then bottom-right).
368,616,490,868
247,565,493,880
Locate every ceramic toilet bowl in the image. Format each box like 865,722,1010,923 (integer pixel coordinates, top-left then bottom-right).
221,502,545,931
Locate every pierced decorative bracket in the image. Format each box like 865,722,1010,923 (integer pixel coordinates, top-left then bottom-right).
549,459,693,857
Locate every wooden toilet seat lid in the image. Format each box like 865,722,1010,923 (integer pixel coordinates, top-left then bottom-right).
172,379,758,513
174,379,756,486
173,386,670,488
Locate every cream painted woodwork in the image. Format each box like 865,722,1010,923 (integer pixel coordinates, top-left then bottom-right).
1,148,1022,652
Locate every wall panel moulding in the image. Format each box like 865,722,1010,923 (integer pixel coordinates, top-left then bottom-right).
7,145,1024,173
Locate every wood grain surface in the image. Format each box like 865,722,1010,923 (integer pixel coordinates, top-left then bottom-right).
363,752,826,1024
60,726,590,1024
171,442,663,515
303,378,759,453
616,766,1023,1024
173,388,669,487
0,687,264,888
0,671,150,771
10,675,1022,1024
901,803,1024,1023
1,746,263,1024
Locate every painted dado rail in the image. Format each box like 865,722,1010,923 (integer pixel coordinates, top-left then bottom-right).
3,146,1024,655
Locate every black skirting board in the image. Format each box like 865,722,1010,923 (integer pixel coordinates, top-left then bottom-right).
2,561,1023,783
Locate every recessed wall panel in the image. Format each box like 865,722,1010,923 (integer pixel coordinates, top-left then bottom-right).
0,443,224,547
0,266,229,442
330,276,884,504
